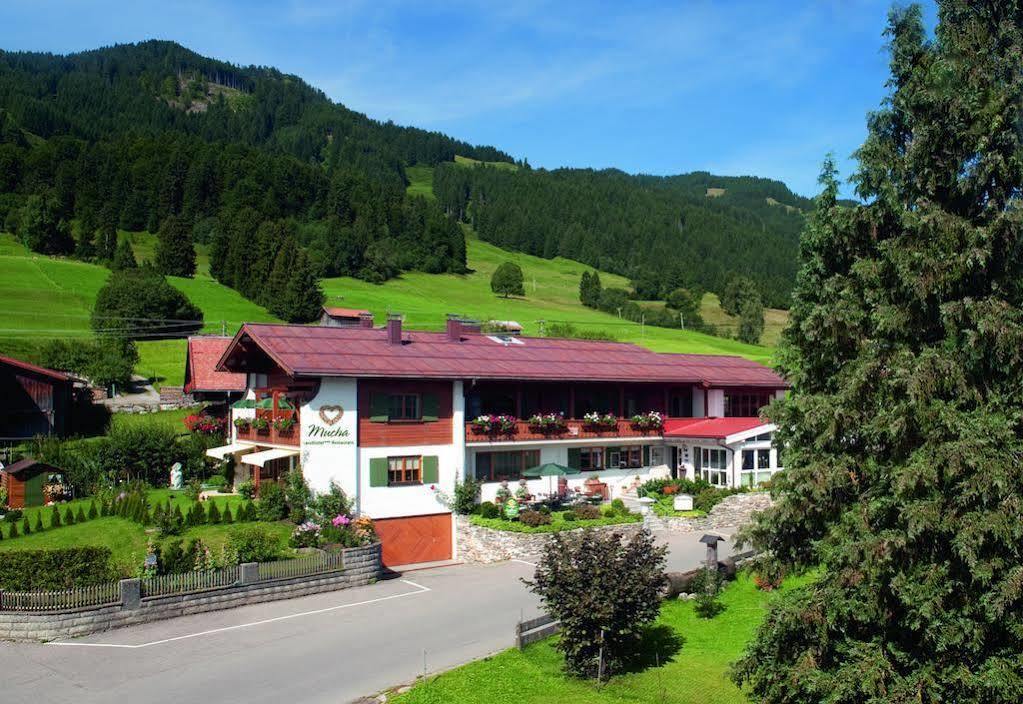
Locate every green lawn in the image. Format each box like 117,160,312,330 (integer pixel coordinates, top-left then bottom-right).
0,489,292,577
393,572,803,704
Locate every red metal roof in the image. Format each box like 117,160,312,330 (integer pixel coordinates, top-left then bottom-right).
322,307,371,318
0,355,71,382
663,417,771,439
218,323,787,388
184,336,247,394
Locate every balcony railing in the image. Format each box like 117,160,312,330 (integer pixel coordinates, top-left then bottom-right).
466,418,663,443
236,407,300,447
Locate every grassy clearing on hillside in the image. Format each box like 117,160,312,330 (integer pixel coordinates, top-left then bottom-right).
699,293,788,347
323,232,775,362
393,572,809,704
0,232,277,386
454,154,520,171
406,165,437,200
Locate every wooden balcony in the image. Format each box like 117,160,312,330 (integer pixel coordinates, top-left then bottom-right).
466,418,663,444
235,408,300,447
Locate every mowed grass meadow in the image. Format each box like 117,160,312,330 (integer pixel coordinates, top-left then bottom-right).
0,164,782,384
393,572,810,704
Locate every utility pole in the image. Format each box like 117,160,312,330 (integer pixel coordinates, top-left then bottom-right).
221,319,226,336
680,313,684,330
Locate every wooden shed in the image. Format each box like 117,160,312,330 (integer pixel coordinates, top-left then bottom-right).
1,459,62,509
0,355,73,441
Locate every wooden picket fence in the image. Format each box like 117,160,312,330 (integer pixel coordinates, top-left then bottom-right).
140,565,240,598
0,582,120,612
257,551,345,582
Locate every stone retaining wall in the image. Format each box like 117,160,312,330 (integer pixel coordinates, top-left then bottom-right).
456,517,644,563
658,491,773,533
456,492,773,563
0,543,381,642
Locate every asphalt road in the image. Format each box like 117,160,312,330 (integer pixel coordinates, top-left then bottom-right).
0,528,735,704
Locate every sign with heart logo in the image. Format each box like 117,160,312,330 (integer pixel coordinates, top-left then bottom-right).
318,405,344,426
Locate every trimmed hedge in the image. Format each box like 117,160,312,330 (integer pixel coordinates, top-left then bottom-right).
0,547,114,590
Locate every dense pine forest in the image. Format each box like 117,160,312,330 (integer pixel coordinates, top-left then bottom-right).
434,165,810,309
0,39,807,322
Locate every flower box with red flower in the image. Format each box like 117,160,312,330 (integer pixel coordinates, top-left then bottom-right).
470,414,518,435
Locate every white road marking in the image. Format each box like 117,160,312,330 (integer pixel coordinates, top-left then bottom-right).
47,580,431,649
511,559,537,567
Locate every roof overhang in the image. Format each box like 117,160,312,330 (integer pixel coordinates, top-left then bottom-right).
664,418,775,443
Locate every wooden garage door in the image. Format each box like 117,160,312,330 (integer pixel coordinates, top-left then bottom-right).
374,513,452,567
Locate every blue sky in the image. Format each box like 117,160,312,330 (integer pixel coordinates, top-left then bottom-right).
0,0,936,197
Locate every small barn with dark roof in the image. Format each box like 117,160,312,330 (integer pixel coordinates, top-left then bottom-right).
0,355,73,441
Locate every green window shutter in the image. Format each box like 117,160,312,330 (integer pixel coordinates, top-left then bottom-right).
369,457,388,487
421,456,439,484
421,393,439,422
369,394,389,422
567,447,581,470
643,445,650,467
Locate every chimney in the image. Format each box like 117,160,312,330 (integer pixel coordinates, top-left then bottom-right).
386,314,403,345
446,314,463,342
358,312,374,329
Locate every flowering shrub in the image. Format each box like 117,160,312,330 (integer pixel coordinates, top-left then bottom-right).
184,414,227,436
233,417,251,430
273,416,295,433
289,521,321,548
630,410,664,431
470,414,518,435
527,412,567,434
583,411,617,429
321,513,377,547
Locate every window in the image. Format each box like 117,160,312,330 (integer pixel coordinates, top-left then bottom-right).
579,447,603,471
623,445,642,469
387,456,422,485
670,389,693,418
724,392,772,417
740,448,776,487
388,394,420,421
474,450,540,482
696,447,729,487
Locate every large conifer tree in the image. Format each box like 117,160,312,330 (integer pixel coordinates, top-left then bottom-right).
154,214,196,277
735,3,1023,702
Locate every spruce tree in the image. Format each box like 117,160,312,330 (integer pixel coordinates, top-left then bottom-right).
32,512,43,533
87,501,98,520
64,507,75,525
735,4,1023,702
110,236,137,271
50,506,62,528
737,293,764,344
8,521,18,538
75,506,86,523
154,214,197,277
21,517,30,535
222,506,233,524
206,500,221,524
280,250,325,323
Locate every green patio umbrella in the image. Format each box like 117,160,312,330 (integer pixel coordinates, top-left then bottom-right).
523,462,581,498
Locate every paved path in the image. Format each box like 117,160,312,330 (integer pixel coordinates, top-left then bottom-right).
0,529,735,704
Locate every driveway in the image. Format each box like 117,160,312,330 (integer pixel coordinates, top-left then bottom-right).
0,528,736,704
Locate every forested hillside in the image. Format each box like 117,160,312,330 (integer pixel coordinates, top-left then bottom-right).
434,164,809,308
0,40,509,320
0,39,806,326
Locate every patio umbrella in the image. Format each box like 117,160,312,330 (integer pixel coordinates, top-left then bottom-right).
523,462,580,497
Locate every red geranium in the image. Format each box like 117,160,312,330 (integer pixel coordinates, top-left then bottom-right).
184,414,227,436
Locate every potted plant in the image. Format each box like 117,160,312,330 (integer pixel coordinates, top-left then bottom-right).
630,410,664,431
470,414,519,435
527,412,568,435
583,411,617,431
273,416,295,433
233,417,252,432
251,416,270,434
